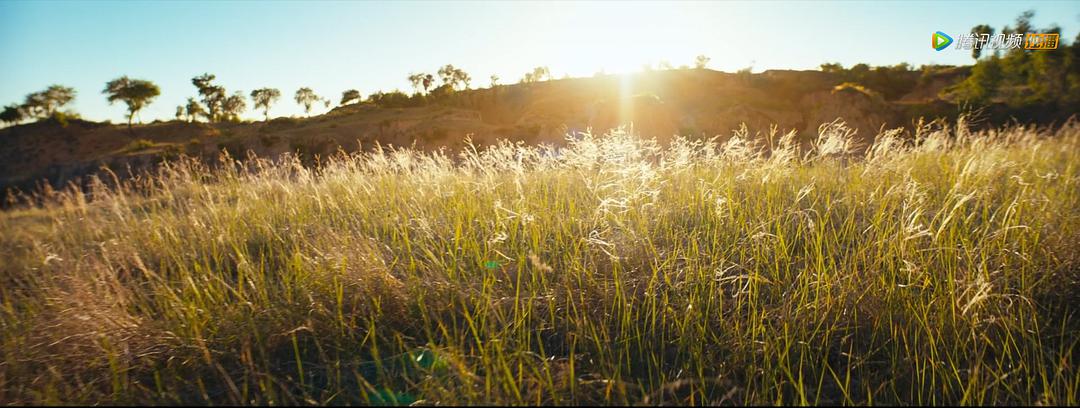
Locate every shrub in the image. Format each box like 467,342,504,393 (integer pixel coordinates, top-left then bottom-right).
122,138,155,151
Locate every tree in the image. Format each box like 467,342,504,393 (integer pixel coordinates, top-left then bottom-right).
22,85,76,119
1006,10,1035,36
454,68,471,90
407,73,425,94
192,73,225,122
295,87,320,116
490,74,499,87
341,89,361,105
1,104,24,126
368,90,422,108
250,88,281,121
438,64,458,88
971,24,995,60
820,62,844,73
103,76,161,128
1023,24,1067,106
533,66,550,81
428,83,454,99
434,65,472,90
521,66,551,83
422,74,435,93
185,97,205,122
323,98,331,109
1068,32,1080,106
952,54,1003,104
221,91,247,122
175,106,184,121
694,55,711,69
21,93,46,118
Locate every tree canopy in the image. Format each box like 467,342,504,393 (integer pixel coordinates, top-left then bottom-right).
950,10,1078,108
295,87,320,116
184,97,206,123
21,85,76,119
192,73,226,122
250,88,282,121
521,66,551,83
103,76,161,128
341,89,361,105
1,104,24,126
221,91,247,122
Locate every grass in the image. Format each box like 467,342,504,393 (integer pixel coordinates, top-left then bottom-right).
1,118,1078,405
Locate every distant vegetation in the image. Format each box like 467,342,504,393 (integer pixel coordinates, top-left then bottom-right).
0,9,1071,132
1,84,77,126
103,76,160,129
294,87,322,117
947,11,1080,108
817,10,1080,110
250,88,282,121
520,66,552,83
818,62,919,100
0,10,1074,128
340,89,361,106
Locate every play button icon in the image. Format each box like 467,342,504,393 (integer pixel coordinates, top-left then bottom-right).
933,31,953,51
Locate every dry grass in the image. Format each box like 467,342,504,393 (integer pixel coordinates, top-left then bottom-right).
1,118,1078,405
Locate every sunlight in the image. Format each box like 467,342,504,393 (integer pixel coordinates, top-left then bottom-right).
3,1,1078,405
618,73,635,128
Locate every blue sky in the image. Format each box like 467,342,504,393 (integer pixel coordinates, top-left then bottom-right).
1,0,1077,123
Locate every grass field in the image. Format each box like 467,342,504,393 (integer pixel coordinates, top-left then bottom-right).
1,118,1078,405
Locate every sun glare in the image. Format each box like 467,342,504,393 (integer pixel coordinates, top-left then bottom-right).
618,72,636,127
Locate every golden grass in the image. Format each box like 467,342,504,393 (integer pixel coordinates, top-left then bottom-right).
1,118,1078,405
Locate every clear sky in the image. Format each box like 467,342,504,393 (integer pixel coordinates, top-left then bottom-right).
1,0,1077,123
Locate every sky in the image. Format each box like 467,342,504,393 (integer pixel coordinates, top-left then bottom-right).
1,0,1077,123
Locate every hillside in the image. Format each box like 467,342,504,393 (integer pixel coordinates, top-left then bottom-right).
1,65,1067,193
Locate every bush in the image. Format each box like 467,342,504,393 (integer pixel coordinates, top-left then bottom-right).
267,116,300,128
122,138,155,152
368,90,425,108
833,82,883,100
46,111,78,127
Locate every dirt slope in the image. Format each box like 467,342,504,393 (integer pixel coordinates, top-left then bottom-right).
0,66,1012,192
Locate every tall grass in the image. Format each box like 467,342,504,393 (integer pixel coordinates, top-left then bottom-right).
1,119,1078,405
